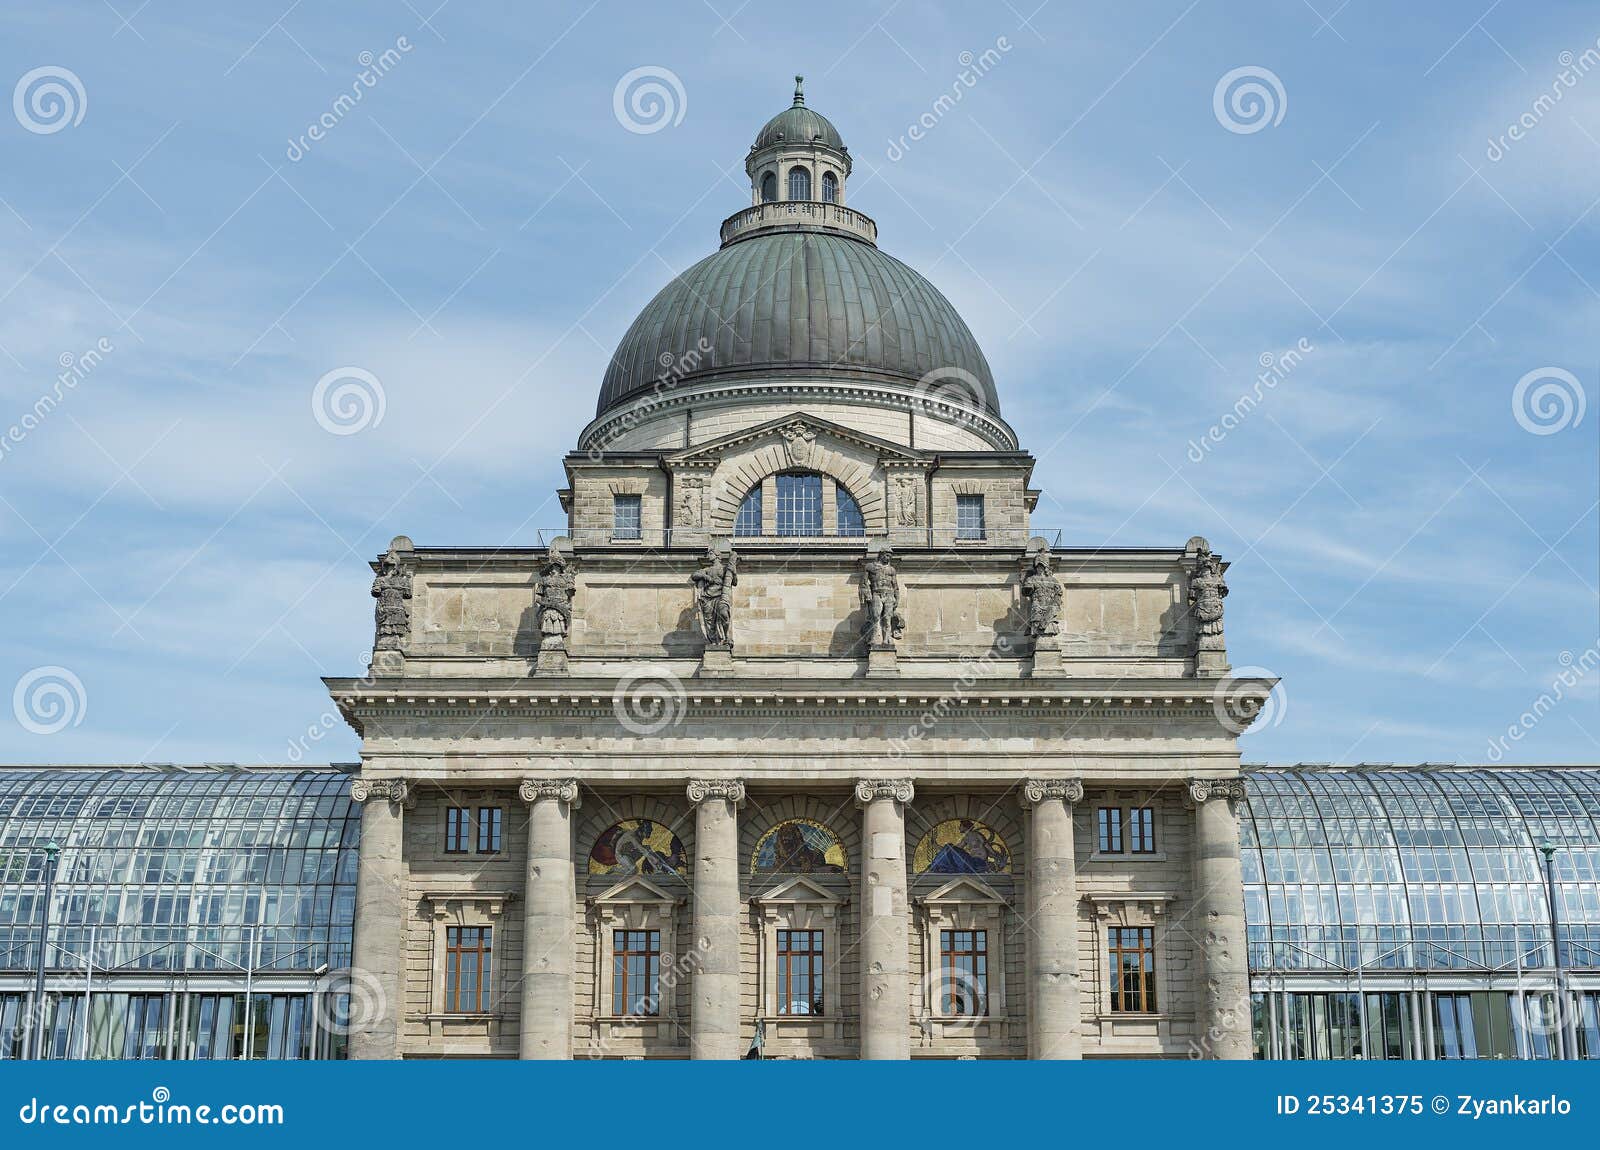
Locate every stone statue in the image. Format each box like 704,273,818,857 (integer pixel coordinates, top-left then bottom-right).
689,545,739,647
371,546,413,651
860,547,905,647
1021,550,1063,637
894,475,920,526
535,548,577,647
1187,536,1227,653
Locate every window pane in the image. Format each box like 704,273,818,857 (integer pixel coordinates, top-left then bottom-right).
955,494,986,540
775,474,822,536
836,487,865,536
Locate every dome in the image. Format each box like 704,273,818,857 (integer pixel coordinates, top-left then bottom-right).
753,105,844,151
752,75,845,152
596,229,998,417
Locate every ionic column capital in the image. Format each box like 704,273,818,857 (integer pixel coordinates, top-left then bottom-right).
350,777,413,808
686,778,746,806
855,778,914,807
1020,778,1084,808
1187,777,1247,807
519,778,582,808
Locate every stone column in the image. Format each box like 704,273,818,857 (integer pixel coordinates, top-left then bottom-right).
1022,777,1084,1059
687,778,745,1059
1189,778,1252,1059
518,778,580,1059
856,778,913,1060
348,777,410,1060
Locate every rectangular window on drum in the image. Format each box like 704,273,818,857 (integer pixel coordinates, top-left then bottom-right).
1097,807,1122,853
445,926,491,1013
612,929,660,1016
1130,808,1155,853
1107,926,1156,1012
939,929,988,1016
613,494,642,540
955,494,986,540
776,929,825,1015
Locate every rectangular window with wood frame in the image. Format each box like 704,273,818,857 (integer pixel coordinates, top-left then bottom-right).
1097,807,1156,854
776,929,825,1015
476,806,502,854
1108,926,1156,1012
444,807,470,854
444,926,491,1013
612,929,660,1016
940,928,988,1016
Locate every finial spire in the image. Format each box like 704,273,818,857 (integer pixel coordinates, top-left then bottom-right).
793,75,805,106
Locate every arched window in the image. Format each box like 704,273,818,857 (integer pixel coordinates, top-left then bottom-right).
821,171,838,203
787,166,811,201
760,171,777,203
775,473,822,535
734,485,762,536
836,486,864,536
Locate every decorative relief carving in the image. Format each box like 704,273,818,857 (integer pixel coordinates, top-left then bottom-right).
1187,777,1247,805
350,777,411,806
675,475,706,527
1020,550,1063,638
686,778,747,805
893,475,921,526
859,546,904,648
1021,777,1084,807
854,778,915,805
689,544,738,647
519,778,582,806
371,542,414,652
535,546,577,648
780,420,817,467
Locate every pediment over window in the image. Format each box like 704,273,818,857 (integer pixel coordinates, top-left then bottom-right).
751,874,847,907
590,874,681,910
916,876,1007,907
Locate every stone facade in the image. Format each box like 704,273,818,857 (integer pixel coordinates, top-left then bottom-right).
329,85,1269,1060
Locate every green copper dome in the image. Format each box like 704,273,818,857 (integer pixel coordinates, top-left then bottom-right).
596,230,998,417
752,76,845,152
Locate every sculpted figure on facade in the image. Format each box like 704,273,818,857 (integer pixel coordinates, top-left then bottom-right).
689,545,739,647
1021,550,1063,638
535,547,577,646
675,476,705,528
894,474,921,526
860,547,905,647
1187,536,1228,654
371,545,413,652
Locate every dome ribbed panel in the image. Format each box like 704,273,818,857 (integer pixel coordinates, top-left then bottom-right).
597,232,997,417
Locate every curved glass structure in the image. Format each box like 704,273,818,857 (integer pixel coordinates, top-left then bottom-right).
1243,768,1600,1060
0,766,358,1060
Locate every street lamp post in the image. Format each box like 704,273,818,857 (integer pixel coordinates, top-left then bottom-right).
1538,840,1569,1060
26,841,60,1061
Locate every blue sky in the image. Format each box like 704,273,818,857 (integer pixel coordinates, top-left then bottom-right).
1,1,1596,766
